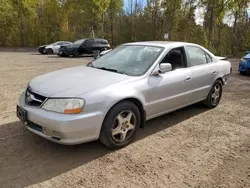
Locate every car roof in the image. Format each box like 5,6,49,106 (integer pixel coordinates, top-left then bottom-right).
123,41,200,48
82,38,107,41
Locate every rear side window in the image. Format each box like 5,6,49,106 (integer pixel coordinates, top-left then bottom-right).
95,39,108,45
186,46,207,67
102,40,108,44
93,39,100,45
84,39,93,46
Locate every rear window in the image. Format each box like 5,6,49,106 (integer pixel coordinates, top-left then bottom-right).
95,39,108,45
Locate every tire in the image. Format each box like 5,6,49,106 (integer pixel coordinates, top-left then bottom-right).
73,50,80,57
58,53,68,57
203,80,223,109
39,47,46,54
46,48,54,54
100,48,106,52
99,101,141,149
240,71,246,75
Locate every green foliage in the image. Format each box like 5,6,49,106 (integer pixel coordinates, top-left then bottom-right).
0,0,249,56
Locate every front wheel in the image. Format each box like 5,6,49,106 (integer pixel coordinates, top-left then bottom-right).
99,101,141,149
73,50,80,57
203,80,223,108
239,71,246,75
46,48,54,54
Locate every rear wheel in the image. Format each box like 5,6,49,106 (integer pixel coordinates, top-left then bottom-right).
203,80,223,108
99,101,141,149
61,54,69,57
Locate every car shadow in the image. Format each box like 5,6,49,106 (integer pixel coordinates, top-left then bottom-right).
47,55,93,59
0,103,208,188
29,53,44,55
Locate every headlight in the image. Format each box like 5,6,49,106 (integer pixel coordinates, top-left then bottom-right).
42,98,85,114
240,58,246,63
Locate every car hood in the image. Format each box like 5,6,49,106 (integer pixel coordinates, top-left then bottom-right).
38,45,47,48
29,66,131,97
45,44,54,48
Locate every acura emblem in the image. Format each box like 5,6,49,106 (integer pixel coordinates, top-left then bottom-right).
26,91,33,103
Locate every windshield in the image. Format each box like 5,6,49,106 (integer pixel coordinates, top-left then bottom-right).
91,45,164,76
73,39,85,44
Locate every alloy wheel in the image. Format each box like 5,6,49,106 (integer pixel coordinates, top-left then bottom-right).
111,110,136,143
211,84,221,105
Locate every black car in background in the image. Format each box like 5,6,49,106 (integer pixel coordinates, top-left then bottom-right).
58,38,111,57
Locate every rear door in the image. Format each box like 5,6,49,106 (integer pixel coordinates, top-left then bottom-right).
184,45,216,102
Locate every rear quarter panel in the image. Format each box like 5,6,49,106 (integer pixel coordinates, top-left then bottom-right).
213,60,231,84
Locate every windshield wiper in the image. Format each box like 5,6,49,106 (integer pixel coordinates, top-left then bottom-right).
86,62,94,67
99,67,118,72
96,67,123,74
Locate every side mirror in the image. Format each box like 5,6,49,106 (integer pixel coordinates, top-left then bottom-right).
151,63,172,76
159,63,172,73
246,51,250,55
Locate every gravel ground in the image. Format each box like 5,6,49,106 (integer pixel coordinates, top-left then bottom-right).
0,52,249,188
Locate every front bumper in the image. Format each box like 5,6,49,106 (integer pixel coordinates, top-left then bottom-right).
59,48,75,56
222,74,230,84
238,62,250,72
38,47,46,54
18,92,107,145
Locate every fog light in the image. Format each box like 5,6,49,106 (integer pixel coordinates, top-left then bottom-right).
43,127,61,137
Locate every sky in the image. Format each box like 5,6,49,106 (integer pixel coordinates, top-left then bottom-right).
123,0,204,25
123,0,250,27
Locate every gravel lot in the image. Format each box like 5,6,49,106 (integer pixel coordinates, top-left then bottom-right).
0,52,249,188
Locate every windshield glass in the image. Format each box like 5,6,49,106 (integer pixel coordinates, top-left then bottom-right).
91,45,164,76
73,39,85,44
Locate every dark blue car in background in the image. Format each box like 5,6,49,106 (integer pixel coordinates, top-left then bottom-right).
239,51,250,74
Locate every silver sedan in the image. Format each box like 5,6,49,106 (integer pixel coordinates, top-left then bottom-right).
17,41,231,149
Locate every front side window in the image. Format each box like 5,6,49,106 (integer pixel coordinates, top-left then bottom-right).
206,53,213,63
90,45,164,76
160,47,187,70
57,42,64,45
186,46,207,67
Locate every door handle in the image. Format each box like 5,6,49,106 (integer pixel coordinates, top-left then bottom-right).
185,76,191,81
212,71,216,74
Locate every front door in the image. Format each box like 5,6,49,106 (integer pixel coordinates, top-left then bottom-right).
81,39,94,54
147,68,193,118
147,47,193,118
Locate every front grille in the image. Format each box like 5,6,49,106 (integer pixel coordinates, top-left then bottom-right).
27,122,43,132
25,87,47,107
26,121,62,141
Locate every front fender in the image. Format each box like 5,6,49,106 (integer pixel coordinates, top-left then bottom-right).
81,79,149,112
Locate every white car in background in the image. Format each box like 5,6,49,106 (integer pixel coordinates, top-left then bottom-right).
38,41,72,54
